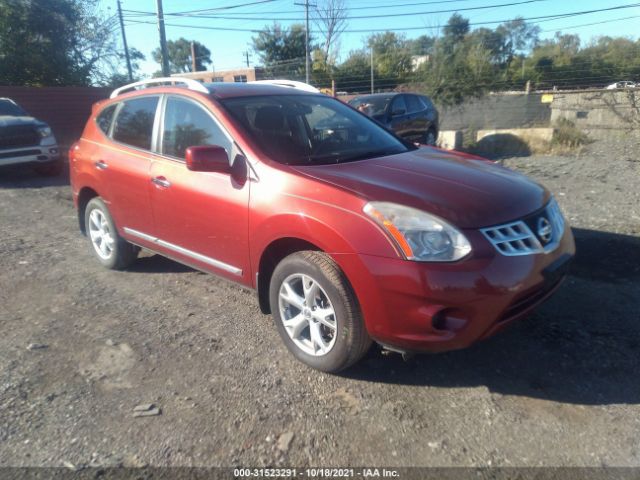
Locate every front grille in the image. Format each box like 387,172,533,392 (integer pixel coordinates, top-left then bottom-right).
481,199,565,256
0,125,40,149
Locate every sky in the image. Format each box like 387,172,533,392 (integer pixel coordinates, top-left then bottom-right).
104,0,640,77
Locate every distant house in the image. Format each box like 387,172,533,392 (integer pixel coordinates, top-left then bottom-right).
411,55,430,71
171,67,266,83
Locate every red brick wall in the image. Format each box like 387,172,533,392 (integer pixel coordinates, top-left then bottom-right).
0,86,112,148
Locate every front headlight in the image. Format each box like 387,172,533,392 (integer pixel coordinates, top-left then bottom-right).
37,126,53,138
364,202,472,262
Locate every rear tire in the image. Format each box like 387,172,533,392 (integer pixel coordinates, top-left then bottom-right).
269,251,372,372
84,197,139,270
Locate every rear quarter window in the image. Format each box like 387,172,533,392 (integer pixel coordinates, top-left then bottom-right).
112,96,159,150
96,104,117,136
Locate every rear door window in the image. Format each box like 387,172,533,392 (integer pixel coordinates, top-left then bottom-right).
390,96,407,115
161,96,231,160
112,96,159,150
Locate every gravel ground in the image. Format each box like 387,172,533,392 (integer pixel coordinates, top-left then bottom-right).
0,137,639,469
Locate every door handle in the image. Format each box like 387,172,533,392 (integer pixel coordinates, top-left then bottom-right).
95,160,108,170
151,176,171,188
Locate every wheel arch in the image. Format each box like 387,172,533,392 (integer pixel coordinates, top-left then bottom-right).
77,186,100,235
256,237,323,314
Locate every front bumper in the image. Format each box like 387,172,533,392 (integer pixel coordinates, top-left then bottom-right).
333,225,576,353
0,145,61,167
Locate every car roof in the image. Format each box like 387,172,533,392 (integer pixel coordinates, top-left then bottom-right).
351,93,399,101
204,82,316,99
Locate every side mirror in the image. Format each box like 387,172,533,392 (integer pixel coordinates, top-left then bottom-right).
185,145,230,173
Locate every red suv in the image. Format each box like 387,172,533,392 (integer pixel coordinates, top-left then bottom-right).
70,78,575,372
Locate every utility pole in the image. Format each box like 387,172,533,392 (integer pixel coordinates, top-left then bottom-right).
156,0,170,77
295,0,315,84
191,41,197,72
116,0,133,82
370,47,374,94
243,51,250,68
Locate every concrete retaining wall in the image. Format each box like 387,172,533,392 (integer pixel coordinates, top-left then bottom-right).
549,90,640,139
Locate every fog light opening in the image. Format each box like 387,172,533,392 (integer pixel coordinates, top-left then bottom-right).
431,310,448,331
431,308,468,333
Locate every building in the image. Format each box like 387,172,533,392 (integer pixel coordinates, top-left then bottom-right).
411,55,430,71
171,67,266,83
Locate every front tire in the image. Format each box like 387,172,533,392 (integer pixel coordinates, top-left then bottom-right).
269,251,372,372
84,197,138,270
424,128,437,146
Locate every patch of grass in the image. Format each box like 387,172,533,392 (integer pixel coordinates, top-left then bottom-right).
552,118,591,149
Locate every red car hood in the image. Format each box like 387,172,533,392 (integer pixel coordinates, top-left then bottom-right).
291,147,549,229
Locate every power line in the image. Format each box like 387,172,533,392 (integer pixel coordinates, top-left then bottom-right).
124,0,551,22
122,3,640,34
162,0,487,16
538,14,640,32
166,0,278,16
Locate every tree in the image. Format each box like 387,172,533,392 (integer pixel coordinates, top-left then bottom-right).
252,23,310,79
368,32,412,89
152,38,212,74
496,17,540,62
408,35,436,56
313,0,347,62
443,13,470,47
104,48,147,87
312,0,348,83
0,0,118,86
335,49,371,92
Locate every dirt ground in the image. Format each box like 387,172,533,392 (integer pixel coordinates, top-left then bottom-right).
1,136,639,469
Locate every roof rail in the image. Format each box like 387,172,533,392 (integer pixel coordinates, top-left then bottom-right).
249,79,320,93
110,77,209,99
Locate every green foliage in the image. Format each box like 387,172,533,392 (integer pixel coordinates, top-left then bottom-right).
252,12,640,105
368,32,413,87
152,38,212,74
252,23,310,79
335,49,371,92
0,0,116,86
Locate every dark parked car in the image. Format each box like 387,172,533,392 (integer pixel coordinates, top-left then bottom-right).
348,92,439,145
0,98,61,175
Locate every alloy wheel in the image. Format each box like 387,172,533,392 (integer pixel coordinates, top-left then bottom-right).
278,273,338,356
88,208,114,260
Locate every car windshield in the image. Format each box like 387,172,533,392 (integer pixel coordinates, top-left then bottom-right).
348,96,392,117
0,99,28,116
221,94,411,165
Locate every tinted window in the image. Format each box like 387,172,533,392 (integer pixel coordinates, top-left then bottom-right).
0,99,27,116
419,95,434,111
96,104,117,135
348,96,392,117
162,97,230,159
222,94,411,165
112,96,159,150
390,96,407,115
405,95,424,113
